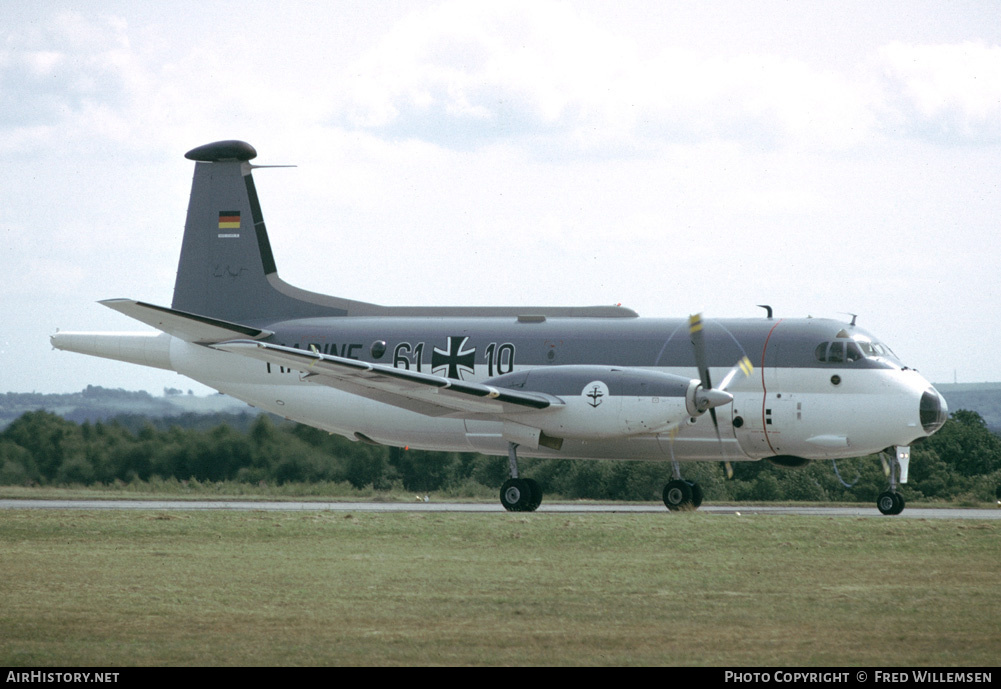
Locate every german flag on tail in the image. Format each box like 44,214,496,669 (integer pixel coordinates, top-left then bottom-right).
218,211,241,229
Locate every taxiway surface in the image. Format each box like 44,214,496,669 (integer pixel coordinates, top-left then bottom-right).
1,499,998,519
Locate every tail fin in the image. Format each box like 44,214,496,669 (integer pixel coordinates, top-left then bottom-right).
172,140,639,323
172,140,354,324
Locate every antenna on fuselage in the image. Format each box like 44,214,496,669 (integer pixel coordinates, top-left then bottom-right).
757,304,773,319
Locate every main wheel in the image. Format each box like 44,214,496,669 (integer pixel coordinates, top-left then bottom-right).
663,479,694,511
688,481,704,509
877,491,904,515
501,478,538,512
525,478,543,511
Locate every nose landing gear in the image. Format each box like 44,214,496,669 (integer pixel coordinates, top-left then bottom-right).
876,446,909,515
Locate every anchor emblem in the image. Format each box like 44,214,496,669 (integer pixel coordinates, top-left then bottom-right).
583,381,608,408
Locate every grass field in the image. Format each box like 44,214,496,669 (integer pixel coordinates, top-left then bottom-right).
1,508,998,666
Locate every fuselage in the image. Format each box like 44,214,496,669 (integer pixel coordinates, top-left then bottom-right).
159,313,946,463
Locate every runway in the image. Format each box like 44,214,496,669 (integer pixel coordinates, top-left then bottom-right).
1,499,999,519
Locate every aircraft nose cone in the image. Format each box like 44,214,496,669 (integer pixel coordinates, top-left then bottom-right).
920,387,948,434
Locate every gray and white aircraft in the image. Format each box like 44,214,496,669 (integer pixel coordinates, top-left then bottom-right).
52,140,949,514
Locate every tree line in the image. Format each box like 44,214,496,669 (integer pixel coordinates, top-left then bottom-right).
1,409,999,503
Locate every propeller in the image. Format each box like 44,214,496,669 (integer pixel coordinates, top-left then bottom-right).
688,313,754,478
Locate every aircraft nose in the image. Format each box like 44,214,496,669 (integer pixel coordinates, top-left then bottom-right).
920,386,948,434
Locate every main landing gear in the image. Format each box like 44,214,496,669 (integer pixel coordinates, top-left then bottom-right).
662,457,704,511
876,446,909,515
662,479,704,510
500,442,542,512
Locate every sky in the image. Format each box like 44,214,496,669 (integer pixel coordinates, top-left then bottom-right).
2,0,1000,394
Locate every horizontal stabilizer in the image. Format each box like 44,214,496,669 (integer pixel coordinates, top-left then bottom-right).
212,340,559,418
101,299,272,344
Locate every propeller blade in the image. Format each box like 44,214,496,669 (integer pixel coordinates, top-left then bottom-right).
706,405,735,480
717,355,753,481
689,315,752,482
717,356,754,392
688,313,712,390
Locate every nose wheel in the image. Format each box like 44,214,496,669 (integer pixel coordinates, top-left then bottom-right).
877,490,905,515
876,446,909,515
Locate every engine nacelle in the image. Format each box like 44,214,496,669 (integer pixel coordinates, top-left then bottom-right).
490,366,703,443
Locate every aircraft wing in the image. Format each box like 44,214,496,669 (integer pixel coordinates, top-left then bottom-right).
101,299,273,343
212,340,560,418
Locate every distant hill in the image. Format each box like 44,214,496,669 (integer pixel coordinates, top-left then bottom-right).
934,383,1001,434
0,385,255,430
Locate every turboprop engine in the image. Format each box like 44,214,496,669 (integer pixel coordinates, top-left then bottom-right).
488,365,731,445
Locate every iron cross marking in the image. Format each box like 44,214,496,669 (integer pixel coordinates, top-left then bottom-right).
431,336,477,380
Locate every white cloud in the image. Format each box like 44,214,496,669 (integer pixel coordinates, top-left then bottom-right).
878,41,1001,142
5,4,997,163
330,1,889,155
0,12,144,150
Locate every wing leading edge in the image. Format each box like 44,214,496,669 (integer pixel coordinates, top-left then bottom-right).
212,340,561,418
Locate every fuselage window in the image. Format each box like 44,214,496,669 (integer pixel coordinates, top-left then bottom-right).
846,342,863,362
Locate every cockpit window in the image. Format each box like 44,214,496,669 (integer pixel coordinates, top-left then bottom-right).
815,340,867,363
874,342,897,358
816,334,901,365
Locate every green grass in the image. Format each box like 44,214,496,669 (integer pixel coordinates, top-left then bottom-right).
1,509,998,666
0,481,495,502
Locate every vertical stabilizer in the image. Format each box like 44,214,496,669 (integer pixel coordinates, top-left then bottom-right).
171,140,351,324
170,140,640,323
